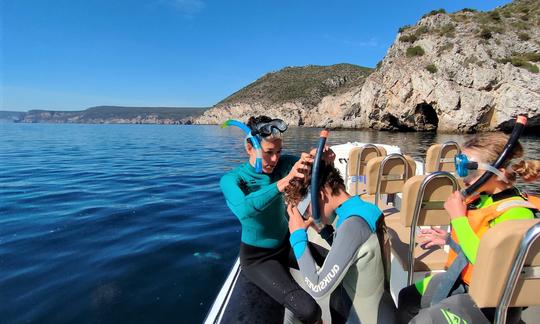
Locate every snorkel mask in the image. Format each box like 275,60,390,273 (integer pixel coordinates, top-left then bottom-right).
454,153,509,184
296,187,337,224
252,119,288,138
221,118,288,174
296,187,311,220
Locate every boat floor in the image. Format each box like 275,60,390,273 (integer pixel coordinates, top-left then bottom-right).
217,267,354,324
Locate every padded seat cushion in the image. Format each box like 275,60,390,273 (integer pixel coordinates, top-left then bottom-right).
386,218,448,272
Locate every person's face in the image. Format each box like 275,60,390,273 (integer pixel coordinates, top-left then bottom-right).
247,138,283,174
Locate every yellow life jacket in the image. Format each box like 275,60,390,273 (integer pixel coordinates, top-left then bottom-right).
445,194,538,285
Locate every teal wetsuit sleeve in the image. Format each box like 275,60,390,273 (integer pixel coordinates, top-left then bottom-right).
451,207,535,264
220,173,280,220
294,217,372,299
290,229,308,259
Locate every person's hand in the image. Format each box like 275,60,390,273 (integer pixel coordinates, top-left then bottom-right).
444,191,467,220
323,145,335,164
309,145,335,163
287,204,313,233
277,153,313,192
418,227,448,248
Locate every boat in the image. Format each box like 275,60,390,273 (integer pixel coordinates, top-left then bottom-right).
205,141,540,324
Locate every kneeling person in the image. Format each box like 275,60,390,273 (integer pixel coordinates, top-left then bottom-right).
285,161,398,324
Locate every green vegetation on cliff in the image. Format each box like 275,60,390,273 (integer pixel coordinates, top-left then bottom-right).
218,63,373,107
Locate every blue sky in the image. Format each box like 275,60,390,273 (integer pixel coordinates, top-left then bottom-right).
1,0,510,111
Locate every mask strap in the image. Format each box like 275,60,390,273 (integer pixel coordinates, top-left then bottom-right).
477,162,509,183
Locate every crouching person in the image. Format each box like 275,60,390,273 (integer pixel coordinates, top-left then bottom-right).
285,160,398,324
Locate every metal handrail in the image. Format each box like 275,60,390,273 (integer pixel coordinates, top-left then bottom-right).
407,171,459,285
374,153,409,207
494,222,540,324
434,141,460,172
351,144,381,195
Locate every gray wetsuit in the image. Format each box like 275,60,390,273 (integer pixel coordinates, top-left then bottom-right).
289,196,398,323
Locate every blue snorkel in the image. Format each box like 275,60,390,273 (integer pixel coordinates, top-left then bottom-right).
221,120,263,173
310,129,335,245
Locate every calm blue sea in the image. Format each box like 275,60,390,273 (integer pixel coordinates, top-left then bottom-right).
1,123,538,323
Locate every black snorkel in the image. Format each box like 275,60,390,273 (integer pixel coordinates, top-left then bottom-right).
462,115,528,199
311,129,335,245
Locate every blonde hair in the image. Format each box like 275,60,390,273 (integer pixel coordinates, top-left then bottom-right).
463,133,540,182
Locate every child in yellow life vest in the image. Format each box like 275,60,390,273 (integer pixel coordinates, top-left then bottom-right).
397,133,539,324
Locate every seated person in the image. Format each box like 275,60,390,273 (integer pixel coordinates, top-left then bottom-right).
398,133,539,324
285,160,398,324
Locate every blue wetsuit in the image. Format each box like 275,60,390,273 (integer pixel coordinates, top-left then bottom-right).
220,154,297,248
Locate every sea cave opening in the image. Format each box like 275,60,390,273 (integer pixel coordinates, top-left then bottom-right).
414,103,439,131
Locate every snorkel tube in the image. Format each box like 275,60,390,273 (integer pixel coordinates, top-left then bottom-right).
311,129,335,245
462,115,528,198
221,120,263,173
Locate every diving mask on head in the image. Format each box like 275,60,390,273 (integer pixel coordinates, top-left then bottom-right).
252,119,288,138
454,153,509,183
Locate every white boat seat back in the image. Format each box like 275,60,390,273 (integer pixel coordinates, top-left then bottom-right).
365,154,416,196
399,174,457,227
425,142,460,174
347,145,387,195
386,173,459,277
470,219,540,308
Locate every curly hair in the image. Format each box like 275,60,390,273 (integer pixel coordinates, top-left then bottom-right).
284,160,346,205
463,132,539,182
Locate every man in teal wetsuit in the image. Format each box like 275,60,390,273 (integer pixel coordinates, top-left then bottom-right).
220,116,328,323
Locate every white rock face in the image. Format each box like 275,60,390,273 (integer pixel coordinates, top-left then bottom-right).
196,5,540,132
358,11,540,132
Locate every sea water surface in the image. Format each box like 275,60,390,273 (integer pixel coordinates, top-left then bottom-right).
1,123,539,323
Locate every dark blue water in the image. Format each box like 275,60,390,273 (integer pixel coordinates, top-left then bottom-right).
1,123,538,323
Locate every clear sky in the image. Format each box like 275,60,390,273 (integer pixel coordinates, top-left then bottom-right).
1,0,510,111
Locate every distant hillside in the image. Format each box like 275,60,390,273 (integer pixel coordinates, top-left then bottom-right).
196,63,374,127
0,111,25,122
196,0,539,132
220,64,373,107
6,106,209,124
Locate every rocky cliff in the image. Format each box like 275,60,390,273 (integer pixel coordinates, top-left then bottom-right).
194,64,373,128
195,0,539,132
360,0,540,132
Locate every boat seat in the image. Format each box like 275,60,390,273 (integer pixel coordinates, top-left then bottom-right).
469,219,540,313
347,145,387,196
385,173,459,283
362,154,416,214
425,141,460,174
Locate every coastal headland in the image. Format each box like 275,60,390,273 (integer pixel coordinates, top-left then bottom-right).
3,0,539,133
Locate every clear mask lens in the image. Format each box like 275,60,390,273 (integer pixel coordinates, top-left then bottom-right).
296,188,311,220
255,119,288,137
